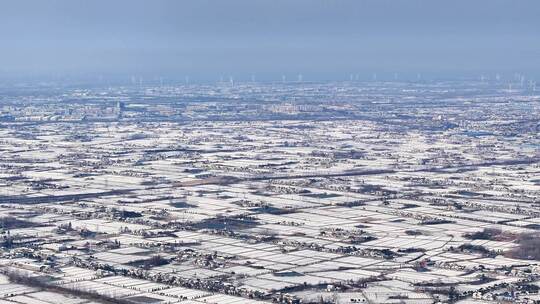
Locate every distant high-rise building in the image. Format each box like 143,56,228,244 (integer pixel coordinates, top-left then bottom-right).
116,101,126,117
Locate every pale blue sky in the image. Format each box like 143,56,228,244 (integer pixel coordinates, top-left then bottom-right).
1,0,539,82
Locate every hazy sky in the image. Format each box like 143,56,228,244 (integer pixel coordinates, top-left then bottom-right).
1,0,539,82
